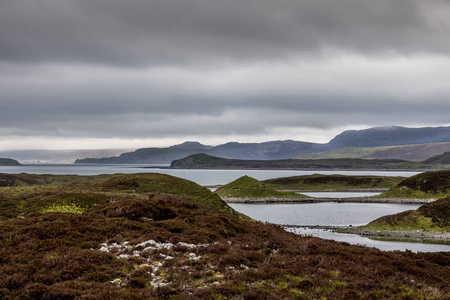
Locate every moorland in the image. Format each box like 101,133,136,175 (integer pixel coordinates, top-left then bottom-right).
0,172,449,299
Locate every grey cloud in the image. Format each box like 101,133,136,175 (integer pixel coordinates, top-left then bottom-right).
1,0,450,67
1,90,449,139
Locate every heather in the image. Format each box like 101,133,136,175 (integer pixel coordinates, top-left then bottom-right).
0,173,449,299
380,170,450,199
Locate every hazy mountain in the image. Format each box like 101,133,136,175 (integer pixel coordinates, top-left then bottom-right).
209,140,327,160
75,140,328,164
296,142,450,162
329,126,450,147
0,149,134,164
74,126,450,164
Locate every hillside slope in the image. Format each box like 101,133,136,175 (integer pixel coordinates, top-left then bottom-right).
296,142,450,161
423,152,450,164
380,170,450,199
329,126,450,147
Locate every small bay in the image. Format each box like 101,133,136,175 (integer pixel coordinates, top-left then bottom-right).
229,202,450,252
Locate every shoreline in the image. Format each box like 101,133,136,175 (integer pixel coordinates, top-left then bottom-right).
338,227,450,243
282,224,450,243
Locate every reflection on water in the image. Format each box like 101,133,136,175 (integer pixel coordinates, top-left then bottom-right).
229,202,420,226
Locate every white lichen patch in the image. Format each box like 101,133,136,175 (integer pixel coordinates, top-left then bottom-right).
99,239,214,288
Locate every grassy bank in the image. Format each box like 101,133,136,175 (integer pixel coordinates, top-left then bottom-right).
263,174,403,191
342,197,450,242
379,170,450,199
215,176,308,201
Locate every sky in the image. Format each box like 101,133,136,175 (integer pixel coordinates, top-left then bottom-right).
1,0,450,150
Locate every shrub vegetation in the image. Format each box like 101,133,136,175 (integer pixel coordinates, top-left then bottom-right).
380,170,450,199
0,173,449,299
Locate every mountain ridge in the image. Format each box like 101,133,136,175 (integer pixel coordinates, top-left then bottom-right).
75,126,450,164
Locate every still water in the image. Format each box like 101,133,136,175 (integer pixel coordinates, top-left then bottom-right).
0,164,420,186
229,202,450,252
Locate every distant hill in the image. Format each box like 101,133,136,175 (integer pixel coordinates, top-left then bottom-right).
75,143,213,164
296,142,450,161
169,153,435,170
329,126,450,147
0,149,133,164
75,126,450,164
423,152,450,164
76,140,328,164
170,153,450,170
0,158,21,166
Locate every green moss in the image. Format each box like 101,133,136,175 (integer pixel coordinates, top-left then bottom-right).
40,202,87,214
362,197,450,233
215,176,306,199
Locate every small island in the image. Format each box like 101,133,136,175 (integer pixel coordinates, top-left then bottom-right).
0,158,21,166
343,196,450,242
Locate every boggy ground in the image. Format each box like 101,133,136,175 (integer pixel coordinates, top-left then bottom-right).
0,173,449,299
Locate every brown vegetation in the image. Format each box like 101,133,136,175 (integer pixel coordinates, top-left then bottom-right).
0,173,449,299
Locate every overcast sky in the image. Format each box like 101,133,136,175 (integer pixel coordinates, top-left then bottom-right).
1,0,450,150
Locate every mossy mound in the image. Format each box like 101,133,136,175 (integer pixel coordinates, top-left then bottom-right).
362,197,450,233
380,170,450,199
100,173,238,217
216,176,305,199
0,173,243,221
264,174,403,191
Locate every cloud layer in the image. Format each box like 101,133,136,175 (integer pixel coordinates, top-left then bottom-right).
1,0,450,149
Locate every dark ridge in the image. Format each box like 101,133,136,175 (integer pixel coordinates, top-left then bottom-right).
0,158,21,166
